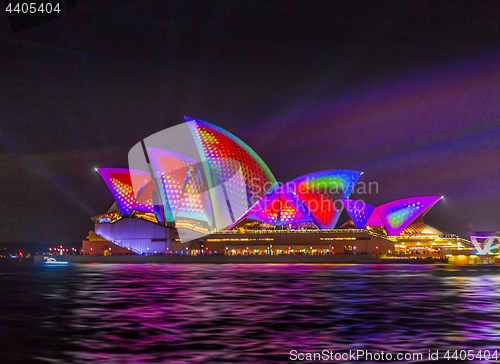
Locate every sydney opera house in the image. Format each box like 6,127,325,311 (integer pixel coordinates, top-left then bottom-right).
83,117,471,256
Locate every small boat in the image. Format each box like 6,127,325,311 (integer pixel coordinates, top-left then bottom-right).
45,257,68,265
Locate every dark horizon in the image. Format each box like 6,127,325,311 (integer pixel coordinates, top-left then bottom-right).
1,1,499,244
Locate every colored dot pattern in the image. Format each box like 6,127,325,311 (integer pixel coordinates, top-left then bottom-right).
189,119,276,223
249,191,313,225
387,203,422,228
291,170,362,229
340,198,376,229
376,196,442,236
97,168,152,215
148,148,206,222
132,180,156,214
176,164,207,221
245,170,361,228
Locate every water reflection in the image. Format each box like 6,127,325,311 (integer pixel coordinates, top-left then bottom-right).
1,264,500,363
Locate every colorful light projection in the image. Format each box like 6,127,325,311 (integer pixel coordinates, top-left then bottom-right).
339,198,376,229
341,196,442,235
186,117,277,225
364,209,384,227
117,118,276,234
96,168,152,215
147,147,207,223
175,162,209,222
288,170,362,229
245,185,315,226
98,119,444,241
132,180,156,214
376,196,442,236
241,170,361,228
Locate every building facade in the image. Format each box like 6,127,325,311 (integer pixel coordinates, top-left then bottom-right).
84,117,471,256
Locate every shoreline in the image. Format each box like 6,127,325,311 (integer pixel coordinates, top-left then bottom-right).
34,255,445,264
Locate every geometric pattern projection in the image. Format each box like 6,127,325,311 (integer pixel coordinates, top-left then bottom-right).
340,196,442,235
376,196,442,236
279,194,315,225
94,118,278,234
132,180,156,214
175,163,208,222
97,120,443,240
364,208,384,227
147,147,206,223
245,185,315,226
288,170,362,229
339,198,376,229
243,170,361,228
96,168,152,215
186,117,277,226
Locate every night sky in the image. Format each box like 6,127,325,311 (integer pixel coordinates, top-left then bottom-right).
1,1,499,244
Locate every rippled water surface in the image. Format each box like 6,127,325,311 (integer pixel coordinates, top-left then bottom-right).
2,263,500,363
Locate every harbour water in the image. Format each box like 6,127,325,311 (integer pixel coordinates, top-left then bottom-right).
1,263,499,363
